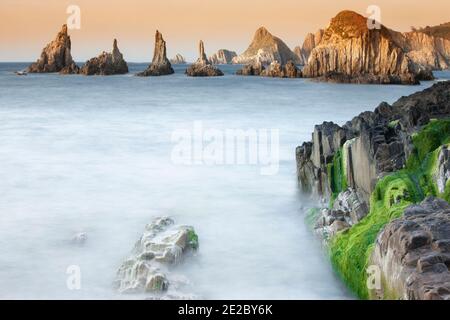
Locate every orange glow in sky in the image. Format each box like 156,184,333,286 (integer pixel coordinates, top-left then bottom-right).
1,0,449,61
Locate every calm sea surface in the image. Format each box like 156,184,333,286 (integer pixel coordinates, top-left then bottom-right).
0,62,448,299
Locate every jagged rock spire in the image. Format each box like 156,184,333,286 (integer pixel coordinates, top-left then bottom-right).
136,30,174,76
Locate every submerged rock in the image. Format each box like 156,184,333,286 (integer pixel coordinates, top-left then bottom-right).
370,197,450,300
170,54,186,64
28,24,79,74
185,41,224,77
80,39,128,75
137,31,174,76
114,217,198,298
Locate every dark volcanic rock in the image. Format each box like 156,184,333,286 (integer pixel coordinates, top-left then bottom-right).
137,31,174,76
80,39,128,75
296,81,450,203
28,24,79,74
370,197,450,300
185,41,224,77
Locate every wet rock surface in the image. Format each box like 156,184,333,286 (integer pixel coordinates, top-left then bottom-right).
114,217,198,299
137,31,174,76
28,24,79,74
370,197,450,300
80,39,128,75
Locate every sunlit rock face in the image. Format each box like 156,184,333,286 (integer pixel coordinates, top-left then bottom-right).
80,39,129,75
185,41,224,77
137,31,174,76
232,27,301,65
209,49,237,64
114,217,199,299
28,24,79,74
302,10,433,84
170,54,186,64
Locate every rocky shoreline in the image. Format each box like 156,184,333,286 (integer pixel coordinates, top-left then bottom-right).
297,81,450,299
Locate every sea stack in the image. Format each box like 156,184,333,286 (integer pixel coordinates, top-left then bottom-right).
170,54,186,64
260,61,301,78
209,49,237,64
28,24,79,74
80,39,128,75
137,31,174,76
232,27,301,65
185,41,224,77
302,10,433,84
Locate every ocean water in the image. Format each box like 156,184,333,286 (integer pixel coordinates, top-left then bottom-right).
0,62,448,299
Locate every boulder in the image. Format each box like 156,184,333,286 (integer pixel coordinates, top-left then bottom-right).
137,31,174,76
185,41,224,77
28,24,79,74
115,217,199,297
80,39,128,75
370,197,450,300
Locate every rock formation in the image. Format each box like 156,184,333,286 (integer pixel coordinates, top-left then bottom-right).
232,27,301,65
115,217,198,298
28,24,79,74
293,46,306,65
137,31,174,76
260,61,302,78
294,30,324,65
170,54,186,64
297,81,450,299
390,28,450,70
209,49,237,64
235,60,265,76
80,39,128,75
302,10,433,84
185,41,224,77
370,197,450,300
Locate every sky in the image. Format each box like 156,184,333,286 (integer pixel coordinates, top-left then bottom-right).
1,0,450,62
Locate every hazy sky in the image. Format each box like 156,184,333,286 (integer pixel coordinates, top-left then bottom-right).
1,0,449,62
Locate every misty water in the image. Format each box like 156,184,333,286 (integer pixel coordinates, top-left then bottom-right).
0,63,449,299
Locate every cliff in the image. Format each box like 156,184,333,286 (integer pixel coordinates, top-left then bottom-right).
232,27,301,65
28,24,79,74
209,49,237,64
80,39,128,75
297,81,450,299
185,41,224,77
294,30,324,65
302,11,433,84
137,31,174,76
390,28,450,70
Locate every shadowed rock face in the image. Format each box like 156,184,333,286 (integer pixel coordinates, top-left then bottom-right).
302,10,433,84
209,49,237,64
185,41,224,77
232,27,301,65
137,31,174,76
28,24,79,74
297,81,450,203
170,54,186,64
371,197,450,300
80,39,128,75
